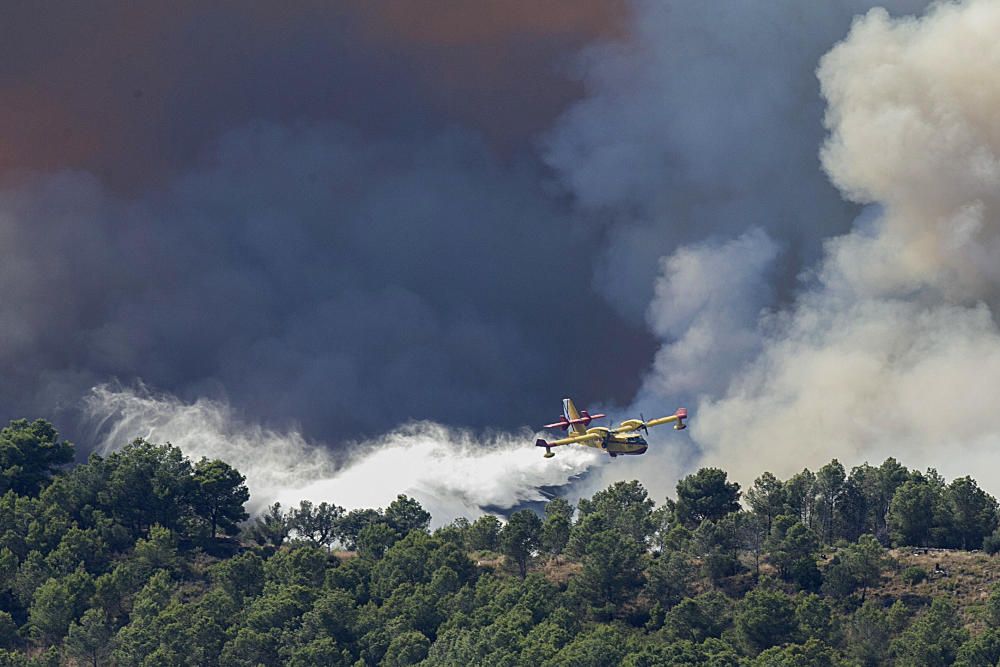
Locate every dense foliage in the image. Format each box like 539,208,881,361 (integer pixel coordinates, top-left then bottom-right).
2,418,1000,665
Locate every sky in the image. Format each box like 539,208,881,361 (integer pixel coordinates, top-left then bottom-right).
7,0,1000,517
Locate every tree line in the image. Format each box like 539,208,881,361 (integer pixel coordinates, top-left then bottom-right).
2,417,1000,665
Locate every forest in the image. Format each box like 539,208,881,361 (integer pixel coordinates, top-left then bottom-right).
3,417,1000,666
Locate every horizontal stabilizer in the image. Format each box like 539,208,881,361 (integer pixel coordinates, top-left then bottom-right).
535,438,555,458
543,412,606,430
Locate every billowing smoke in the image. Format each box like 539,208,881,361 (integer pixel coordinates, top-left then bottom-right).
641,0,1000,493
688,0,1000,485
544,0,928,319
84,385,600,525
642,229,780,401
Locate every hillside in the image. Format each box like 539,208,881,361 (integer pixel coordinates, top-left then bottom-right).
4,419,1000,665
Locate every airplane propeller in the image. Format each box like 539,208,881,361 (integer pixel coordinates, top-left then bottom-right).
639,413,649,436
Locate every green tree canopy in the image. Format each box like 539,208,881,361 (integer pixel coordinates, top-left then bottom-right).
466,515,501,552
846,600,891,667
192,458,249,538
888,477,943,547
337,508,383,551
893,597,968,667
29,568,95,644
4,415,1000,667
542,498,573,556
290,500,344,549
383,630,430,666
955,627,1000,667
0,612,16,650
500,510,542,579
546,625,627,667
745,472,786,534
821,535,886,602
674,468,741,528
645,550,694,610
734,587,799,655
783,469,817,528
765,516,821,590
946,476,998,550
813,460,847,544
752,638,846,667
357,522,397,560
570,529,644,614
0,420,73,497
577,481,655,544
248,502,290,549
384,495,431,537
101,439,195,538
661,591,733,643
64,608,112,667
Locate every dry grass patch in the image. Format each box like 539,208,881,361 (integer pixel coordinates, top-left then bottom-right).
540,556,582,585
872,548,1000,629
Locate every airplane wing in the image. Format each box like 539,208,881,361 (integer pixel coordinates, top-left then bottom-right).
646,408,687,429
536,432,603,448
611,408,688,433
643,416,679,428
535,431,603,458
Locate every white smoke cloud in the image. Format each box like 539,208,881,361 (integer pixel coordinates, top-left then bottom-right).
687,0,1000,493
643,229,780,399
696,299,1000,487
819,1,1000,302
83,385,600,525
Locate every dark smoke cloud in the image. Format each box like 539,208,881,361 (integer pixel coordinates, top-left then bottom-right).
0,122,655,441
0,1,650,445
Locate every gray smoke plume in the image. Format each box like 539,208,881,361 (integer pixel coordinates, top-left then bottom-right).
544,0,928,320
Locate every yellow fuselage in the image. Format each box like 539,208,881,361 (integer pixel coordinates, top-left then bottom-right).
582,428,648,456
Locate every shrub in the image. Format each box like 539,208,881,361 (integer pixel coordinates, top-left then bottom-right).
982,528,1000,555
901,566,927,585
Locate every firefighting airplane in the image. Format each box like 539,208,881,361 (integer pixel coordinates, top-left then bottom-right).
535,398,687,459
